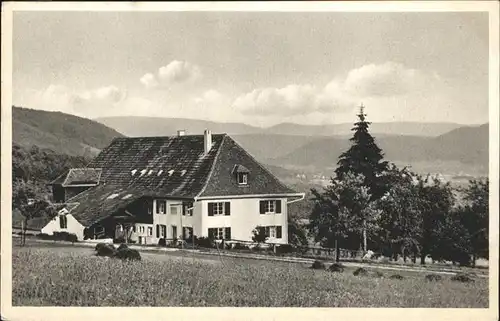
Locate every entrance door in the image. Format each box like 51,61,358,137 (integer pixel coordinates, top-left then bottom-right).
172,225,177,239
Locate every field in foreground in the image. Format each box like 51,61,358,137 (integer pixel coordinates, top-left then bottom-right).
12,245,488,307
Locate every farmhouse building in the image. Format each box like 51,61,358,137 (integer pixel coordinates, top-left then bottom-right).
42,130,304,244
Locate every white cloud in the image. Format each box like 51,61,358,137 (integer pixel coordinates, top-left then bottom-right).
343,62,426,97
139,73,159,89
140,60,202,88
233,84,320,116
232,62,436,116
33,84,127,117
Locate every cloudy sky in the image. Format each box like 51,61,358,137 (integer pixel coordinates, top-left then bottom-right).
12,11,489,127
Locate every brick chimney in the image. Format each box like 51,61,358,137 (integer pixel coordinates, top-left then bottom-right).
204,129,212,155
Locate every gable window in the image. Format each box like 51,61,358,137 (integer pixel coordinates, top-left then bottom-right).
147,226,153,236
233,165,250,185
237,173,248,185
259,200,282,214
208,227,231,240
208,202,230,216
59,215,67,229
156,200,167,214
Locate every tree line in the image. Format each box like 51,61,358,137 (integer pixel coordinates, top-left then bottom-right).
12,143,90,245
306,106,489,267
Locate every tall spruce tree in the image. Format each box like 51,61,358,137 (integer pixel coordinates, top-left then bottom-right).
335,105,388,201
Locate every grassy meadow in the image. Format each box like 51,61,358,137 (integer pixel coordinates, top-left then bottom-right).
12,244,488,307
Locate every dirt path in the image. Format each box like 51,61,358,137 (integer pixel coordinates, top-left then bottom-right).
19,238,488,278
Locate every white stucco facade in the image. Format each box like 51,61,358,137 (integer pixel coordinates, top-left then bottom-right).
127,196,290,245
41,196,292,245
40,214,86,240
198,197,288,244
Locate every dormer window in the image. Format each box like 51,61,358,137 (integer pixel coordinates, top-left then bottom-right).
238,173,248,185
233,164,250,186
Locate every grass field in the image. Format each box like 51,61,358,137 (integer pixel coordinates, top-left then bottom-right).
12,244,488,307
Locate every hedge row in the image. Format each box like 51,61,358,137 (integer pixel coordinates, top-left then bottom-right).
155,236,297,255
37,232,78,243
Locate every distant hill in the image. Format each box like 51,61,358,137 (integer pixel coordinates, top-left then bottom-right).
269,124,489,176
96,116,463,138
95,116,262,137
233,134,318,160
262,122,463,137
13,106,124,156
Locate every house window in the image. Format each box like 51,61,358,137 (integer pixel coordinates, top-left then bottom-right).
237,173,248,185
156,224,167,238
208,202,230,216
147,226,153,236
170,204,179,215
265,226,276,238
156,200,167,214
259,200,282,214
59,215,67,229
208,227,231,240
139,226,145,234
264,226,282,239
183,202,194,216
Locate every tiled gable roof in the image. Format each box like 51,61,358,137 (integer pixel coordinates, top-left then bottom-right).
85,135,224,198
63,168,102,186
198,136,297,197
63,184,144,226
59,133,300,226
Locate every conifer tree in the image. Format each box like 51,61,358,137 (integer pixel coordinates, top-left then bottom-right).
335,104,388,201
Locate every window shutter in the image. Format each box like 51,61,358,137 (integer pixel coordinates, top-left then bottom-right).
156,225,160,238
208,228,216,239
155,200,159,214
259,201,266,214
208,203,214,216
276,226,282,239
225,227,231,240
224,202,231,216
275,200,282,213
258,226,266,236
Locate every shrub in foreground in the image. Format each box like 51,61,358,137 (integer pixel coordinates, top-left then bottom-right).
389,274,404,280
117,244,129,251
451,273,474,283
96,243,116,257
425,274,442,282
329,263,345,272
311,260,325,270
353,267,368,276
113,248,141,261
158,238,166,247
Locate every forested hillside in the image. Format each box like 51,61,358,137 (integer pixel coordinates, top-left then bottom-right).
13,106,123,156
